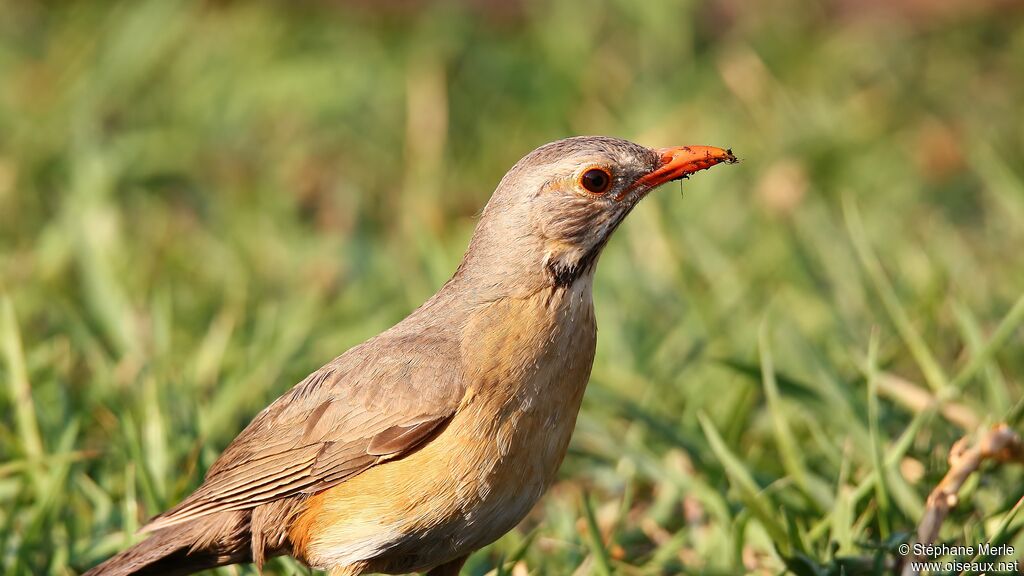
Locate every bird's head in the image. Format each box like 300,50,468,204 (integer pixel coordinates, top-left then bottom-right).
457,136,737,296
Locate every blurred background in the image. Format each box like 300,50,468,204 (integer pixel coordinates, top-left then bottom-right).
1,0,1023,574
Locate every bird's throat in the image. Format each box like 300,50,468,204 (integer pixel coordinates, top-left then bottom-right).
545,240,607,289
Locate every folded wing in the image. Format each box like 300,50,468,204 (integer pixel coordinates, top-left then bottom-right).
144,333,464,531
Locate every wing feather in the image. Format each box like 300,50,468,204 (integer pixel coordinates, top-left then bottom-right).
143,333,464,532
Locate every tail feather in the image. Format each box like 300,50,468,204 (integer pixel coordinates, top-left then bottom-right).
83,513,250,576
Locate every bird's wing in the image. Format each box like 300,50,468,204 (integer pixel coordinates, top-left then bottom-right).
143,333,464,531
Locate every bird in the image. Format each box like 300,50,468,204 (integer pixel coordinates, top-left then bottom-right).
85,136,736,576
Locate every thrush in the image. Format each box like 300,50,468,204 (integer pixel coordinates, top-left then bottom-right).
85,136,736,576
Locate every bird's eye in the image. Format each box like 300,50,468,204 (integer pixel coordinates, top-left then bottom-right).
580,168,612,194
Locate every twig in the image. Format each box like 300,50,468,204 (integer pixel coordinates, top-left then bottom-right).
877,372,979,431
900,423,1024,576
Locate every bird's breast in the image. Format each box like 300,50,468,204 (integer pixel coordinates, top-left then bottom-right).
295,278,598,573
455,274,599,502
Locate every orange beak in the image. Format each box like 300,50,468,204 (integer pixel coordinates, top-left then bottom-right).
619,145,737,200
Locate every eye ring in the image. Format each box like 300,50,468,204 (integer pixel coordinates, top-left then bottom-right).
579,168,612,194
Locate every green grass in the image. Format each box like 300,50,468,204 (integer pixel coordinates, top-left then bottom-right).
2,1,1024,574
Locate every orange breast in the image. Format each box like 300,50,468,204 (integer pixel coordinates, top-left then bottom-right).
290,280,598,573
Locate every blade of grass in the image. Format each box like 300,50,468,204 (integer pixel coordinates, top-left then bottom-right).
1,296,45,462
142,375,168,501
698,412,791,555
843,195,950,395
759,319,831,510
581,492,613,576
948,292,1024,392
493,553,509,576
951,301,1011,412
0,450,96,479
866,329,892,539
958,493,1024,575
810,404,937,541
123,462,139,546
829,445,856,557
122,413,161,515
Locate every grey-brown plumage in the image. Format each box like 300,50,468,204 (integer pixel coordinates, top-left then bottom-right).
84,136,736,576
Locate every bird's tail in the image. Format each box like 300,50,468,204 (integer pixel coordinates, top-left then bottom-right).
83,513,249,576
